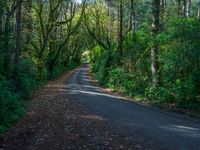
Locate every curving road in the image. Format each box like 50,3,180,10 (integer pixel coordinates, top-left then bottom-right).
62,64,200,150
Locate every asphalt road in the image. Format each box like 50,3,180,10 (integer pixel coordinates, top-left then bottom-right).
62,64,200,150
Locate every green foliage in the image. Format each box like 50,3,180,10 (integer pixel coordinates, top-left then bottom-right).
50,59,80,79
68,59,80,70
90,16,200,112
156,17,200,109
141,17,200,110
0,77,24,133
0,57,38,133
0,55,80,133
107,67,135,94
18,57,38,97
90,46,114,85
0,0,85,133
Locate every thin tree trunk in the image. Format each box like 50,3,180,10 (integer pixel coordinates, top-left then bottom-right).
160,0,165,30
130,0,136,31
108,2,112,42
129,0,133,31
151,0,160,86
186,0,191,17
3,16,11,75
183,0,190,17
177,0,182,16
198,5,200,20
27,0,32,43
14,0,23,66
0,1,3,37
118,0,123,59
130,0,137,70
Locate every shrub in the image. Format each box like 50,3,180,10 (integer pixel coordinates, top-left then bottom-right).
0,77,24,133
18,57,38,97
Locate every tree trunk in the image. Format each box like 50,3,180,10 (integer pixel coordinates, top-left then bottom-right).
151,0,160,86
186,0,191,17
118,0,123,60
129,0,133,31
183,0,186,17
27,0,32,43
108,3,112,42
0,1,3,37
130,0,136,31
48,61,54,78
14,0,23,66
177,0,182,16
183,0,191,17
130,0,137,70
198,4,200,20
3,17,11,76
160,0,165,30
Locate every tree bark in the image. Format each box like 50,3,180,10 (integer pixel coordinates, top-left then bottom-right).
151,0,160,86
183,0,191,17
108,2,112,42
0,1,3,37
130,0,137,70
27,0,32,43
198,4,200,20
186,0,191,17
118,0,123,59
177,0,182,16
160,0,165,30
14,0,23,66
183,0,186,17
130,0,136,32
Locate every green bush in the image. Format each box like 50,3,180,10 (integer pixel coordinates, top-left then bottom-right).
18,58,38,97
90,17,200,112
91,46,114,85
145,86,173,103
106,67,148,97
172,77,197,109
157,17,200,109
0,77,24,133
0,57,38,133
142,17,200,110
107,67,125,91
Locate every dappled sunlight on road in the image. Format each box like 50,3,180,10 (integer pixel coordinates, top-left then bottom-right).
66,84,103,91
80,114,106,121
59,89,128,100
82,79,97,82
158,124,200,138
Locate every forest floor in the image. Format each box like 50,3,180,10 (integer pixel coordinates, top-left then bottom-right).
0,66,162,150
